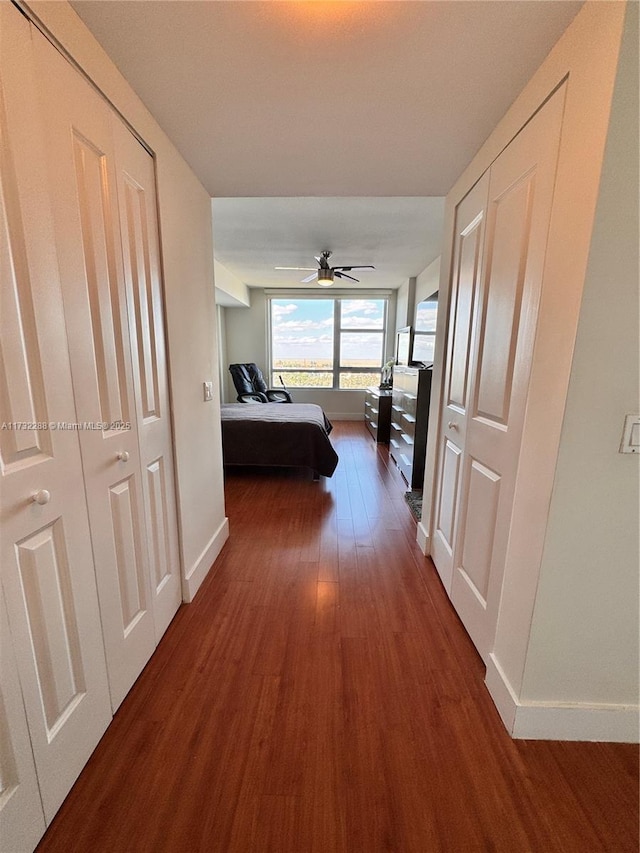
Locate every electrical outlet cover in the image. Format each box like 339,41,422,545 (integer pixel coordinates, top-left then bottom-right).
619,414,640,453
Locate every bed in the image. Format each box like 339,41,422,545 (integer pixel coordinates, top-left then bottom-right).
220,403,339,478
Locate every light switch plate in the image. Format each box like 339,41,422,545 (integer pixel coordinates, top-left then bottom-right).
619,414,640,453
203,381,214,402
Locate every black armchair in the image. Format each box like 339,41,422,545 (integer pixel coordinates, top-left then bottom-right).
229,363,293,404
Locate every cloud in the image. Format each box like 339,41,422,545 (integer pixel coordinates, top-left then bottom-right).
275,319,332,332
341,300,382,316
341,315,383,329
275,334,333,345
416,304,438,330
342,331,383,346
271,303,298,317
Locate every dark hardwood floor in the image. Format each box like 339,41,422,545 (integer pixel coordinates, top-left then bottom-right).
37,421,638,852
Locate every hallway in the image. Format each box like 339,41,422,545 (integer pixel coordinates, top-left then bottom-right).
36,422,638,852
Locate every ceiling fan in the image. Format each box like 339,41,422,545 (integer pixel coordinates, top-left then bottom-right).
275,250,374,287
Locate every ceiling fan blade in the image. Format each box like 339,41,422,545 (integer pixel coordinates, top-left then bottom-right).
300,272,318,283
334,271,359,282
332,265,375,272
275,266,317,271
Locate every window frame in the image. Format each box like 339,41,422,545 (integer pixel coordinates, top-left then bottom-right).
267,292,390,391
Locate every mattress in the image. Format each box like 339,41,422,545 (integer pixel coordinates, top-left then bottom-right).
220,403,339,478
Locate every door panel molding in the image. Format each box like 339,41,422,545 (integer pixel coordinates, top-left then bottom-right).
16,520,86,735
456,458,501,605
473,171,535,426
0,591,47,852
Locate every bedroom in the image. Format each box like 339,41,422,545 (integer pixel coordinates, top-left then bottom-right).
1,2,637,850
214,196,445,481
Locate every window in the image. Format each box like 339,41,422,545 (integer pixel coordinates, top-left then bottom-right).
269,296,388,390
412,297,438,365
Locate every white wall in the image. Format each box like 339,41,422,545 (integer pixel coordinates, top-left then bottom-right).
521,1,639,707
214,259,250,307
224,289,268,399
217,306,229,404
415,257,440,304
27,1,228,599
394,278,413,330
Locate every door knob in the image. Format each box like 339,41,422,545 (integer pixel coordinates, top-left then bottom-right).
31,489,51,505
447,421,459,431
116,451,130,462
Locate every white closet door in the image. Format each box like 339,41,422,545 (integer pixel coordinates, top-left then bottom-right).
449,87,566,660
0,592,46,852
0,5,111,823
112,120,182,640
33,34,157,711
431,173,489,591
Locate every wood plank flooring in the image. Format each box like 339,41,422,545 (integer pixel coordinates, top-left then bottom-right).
37,422,638,852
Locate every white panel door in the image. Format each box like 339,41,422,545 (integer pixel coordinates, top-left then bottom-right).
0,591,46,852
0,5,111,823
449,87,565,660
112,120,182,641
430,174,489,591
33,34,157,711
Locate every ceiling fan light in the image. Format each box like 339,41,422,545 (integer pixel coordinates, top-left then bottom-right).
317,268,334,286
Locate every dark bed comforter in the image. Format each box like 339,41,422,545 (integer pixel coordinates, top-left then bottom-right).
220,403,339,478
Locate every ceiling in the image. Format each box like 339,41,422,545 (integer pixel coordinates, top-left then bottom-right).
70,1,583,291
211,196,445,291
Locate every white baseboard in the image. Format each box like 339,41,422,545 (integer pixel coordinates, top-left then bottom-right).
182,517,229,603
485,653,640,742
485,654,520,732
416,521,429,554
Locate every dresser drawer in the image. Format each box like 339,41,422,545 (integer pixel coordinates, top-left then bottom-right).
397,450,413,485
364,387,391,443
365,416,377,441
401,411,416,438
391,365,433,488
